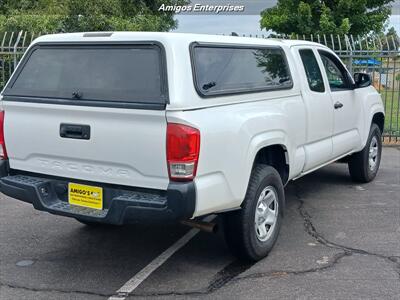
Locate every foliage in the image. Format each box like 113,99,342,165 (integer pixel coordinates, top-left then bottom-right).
260,0,394,36
254,50,291,84
0,0,187,32
384,26,400,50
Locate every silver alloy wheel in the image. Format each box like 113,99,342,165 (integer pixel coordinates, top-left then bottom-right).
368,136,379,171
254,186,279,242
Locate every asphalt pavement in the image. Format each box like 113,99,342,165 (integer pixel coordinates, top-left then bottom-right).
1,147,399,300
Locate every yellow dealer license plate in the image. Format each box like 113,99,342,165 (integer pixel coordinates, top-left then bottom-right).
68,183,103,210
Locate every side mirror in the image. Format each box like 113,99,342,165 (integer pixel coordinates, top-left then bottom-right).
354,72,371,88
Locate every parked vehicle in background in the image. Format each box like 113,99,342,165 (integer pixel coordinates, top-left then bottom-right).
0,32,384,261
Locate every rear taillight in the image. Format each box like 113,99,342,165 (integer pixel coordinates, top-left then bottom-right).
0,111,7,160
167,123,200,181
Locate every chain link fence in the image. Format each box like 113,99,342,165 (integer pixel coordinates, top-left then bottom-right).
0,31,399,142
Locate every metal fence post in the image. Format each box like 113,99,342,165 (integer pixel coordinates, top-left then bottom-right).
13,31,23,69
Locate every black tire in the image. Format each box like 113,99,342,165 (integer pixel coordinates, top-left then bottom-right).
223,165,284,261
348,123,382,183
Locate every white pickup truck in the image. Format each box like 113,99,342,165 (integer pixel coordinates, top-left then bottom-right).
0,32,384,261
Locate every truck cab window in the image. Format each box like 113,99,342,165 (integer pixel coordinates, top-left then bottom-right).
318,51,350,90
299,49,325,93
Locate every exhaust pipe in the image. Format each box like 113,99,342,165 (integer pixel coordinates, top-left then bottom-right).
181,219,218,233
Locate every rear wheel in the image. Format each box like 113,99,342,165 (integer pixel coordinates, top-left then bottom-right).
223,165,284,261
348,123,382,183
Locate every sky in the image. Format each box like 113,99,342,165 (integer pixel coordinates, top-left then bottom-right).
173,0,400,36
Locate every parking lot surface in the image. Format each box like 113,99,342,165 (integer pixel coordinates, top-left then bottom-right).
1,147,399,300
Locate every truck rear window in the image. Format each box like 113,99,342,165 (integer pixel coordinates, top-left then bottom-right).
3,44,167,105
191,45,292,97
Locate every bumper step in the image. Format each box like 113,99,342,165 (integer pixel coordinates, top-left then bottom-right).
0,172,195,224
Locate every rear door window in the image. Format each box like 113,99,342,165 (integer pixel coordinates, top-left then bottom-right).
191,45,293,96
3,44,168,105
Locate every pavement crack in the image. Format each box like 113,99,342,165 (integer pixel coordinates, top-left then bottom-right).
129,260,254,297
235,251,350,280
129,252,351,298
0,281,112,297
293,183,400,279
129,182,400,298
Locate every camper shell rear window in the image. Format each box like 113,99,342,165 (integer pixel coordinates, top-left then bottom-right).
2,43,168,109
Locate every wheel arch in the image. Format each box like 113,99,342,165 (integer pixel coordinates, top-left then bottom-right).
360,101,385,148
252,144,290,185
371,112,385,134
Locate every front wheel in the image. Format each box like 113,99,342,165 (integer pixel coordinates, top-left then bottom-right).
348,123,382,183
223,165,284,261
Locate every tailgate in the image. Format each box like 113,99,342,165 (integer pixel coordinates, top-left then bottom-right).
1,42,169,190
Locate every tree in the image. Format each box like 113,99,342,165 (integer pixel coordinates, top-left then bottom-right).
385,26,400,50
0,0,66,32
0,0,187,32
260,0,394,36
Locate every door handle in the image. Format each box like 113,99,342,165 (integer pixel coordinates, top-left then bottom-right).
60,123,91,140
334,101,344,109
